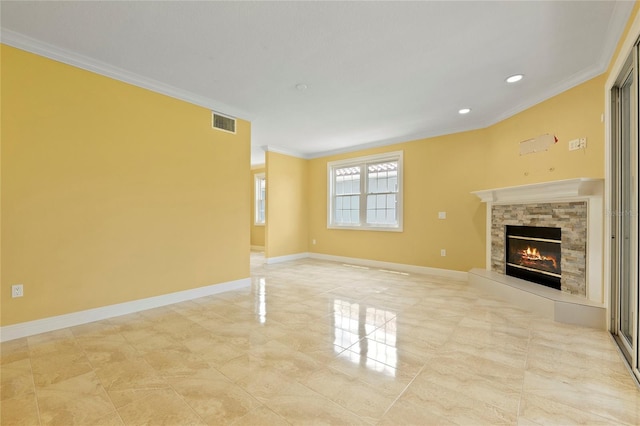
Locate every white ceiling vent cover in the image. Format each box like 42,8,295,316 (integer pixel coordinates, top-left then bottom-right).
212,112,236,134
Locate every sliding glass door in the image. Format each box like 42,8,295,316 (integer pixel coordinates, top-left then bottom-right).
611,44,639,374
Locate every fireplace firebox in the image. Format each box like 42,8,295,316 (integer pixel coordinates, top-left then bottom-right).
505,225,561,290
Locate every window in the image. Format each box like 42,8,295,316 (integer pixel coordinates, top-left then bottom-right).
254,173,265,225
328,151,403,231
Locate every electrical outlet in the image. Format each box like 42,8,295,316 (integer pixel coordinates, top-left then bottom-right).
312,239,317,245
438,212,446,219
440,249,446,257
12,284,23,298
569,137,587,151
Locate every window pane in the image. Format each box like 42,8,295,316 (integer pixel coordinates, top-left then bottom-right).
378,175,388,192
331,156,400,229
368,176,377,193
351,195,359,209
353,177,360,194
387,209,396,223
387,194,396,209
389,176,397,192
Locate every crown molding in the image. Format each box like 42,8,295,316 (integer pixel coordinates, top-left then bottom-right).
599,1,636,72
262,145,309,159
1,29,252,121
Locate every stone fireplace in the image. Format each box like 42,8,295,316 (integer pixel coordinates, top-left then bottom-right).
493,202,585,295
472,178,604,303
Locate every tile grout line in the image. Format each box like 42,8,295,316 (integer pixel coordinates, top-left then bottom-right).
379,363,428,419
25,346,43,426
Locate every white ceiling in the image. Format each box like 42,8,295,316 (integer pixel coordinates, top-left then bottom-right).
1,1,634,165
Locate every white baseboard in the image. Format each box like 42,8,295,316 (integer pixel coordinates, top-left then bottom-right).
0,278,251,342
250,245,265,251
309,253,468,281
265,252,310,264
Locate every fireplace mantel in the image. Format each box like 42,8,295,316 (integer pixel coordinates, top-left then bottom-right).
471,178,604,304
471,178,603,204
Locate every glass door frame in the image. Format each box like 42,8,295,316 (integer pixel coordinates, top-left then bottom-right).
609,41,640,380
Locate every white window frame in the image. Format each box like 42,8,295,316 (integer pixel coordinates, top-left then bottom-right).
327,151,403,232
254,173,266,226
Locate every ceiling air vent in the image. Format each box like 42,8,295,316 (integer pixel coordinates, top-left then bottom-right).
212,112,236,134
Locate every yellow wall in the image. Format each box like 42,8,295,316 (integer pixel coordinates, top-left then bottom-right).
1,45,251,326
485,75,606,188
265,152,309,259
250,166,265,248
308,131,488,271
308,74,606,272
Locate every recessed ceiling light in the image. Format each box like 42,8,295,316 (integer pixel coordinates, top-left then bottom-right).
458,108,471,114
506,74,524,83
295,83,308,91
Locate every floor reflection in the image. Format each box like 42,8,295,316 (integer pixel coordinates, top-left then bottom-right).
255,277,267,324
333,299,397,376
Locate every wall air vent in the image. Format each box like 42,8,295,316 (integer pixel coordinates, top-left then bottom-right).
212,112,236,134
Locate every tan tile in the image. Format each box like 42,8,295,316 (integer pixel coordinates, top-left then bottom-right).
94,358,169,408
523,371,640,425
31,351,94,387
236,368,299,402
76,338,140,368
28,333,81,358
248,340,324,380
232,405,289,426
263,381,368,425
1,358,35,400
378,398,456,425
216,353,267,383
182,334,247,366
400,378,516,425
519,393,622,425
169,371,260,424
1,257,638,425
36,371,116,425
142,348,210,378
0,339,30,365
116,388,205,425
301,367,397,422
70,321,122,341
0,392,40,425
26,329,75,348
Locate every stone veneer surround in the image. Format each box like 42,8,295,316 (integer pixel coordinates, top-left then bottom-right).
472,178,604,303
491,202,587,296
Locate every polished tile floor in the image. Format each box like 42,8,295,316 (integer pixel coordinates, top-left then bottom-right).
2,252,639,425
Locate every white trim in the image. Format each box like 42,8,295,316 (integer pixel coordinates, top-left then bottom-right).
309,253,468,281
327,151,404,231
0,278,250,342
0,29,251,121
262,145,307,159
600,1,638,73
265,252,310,264
471,178,603,204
